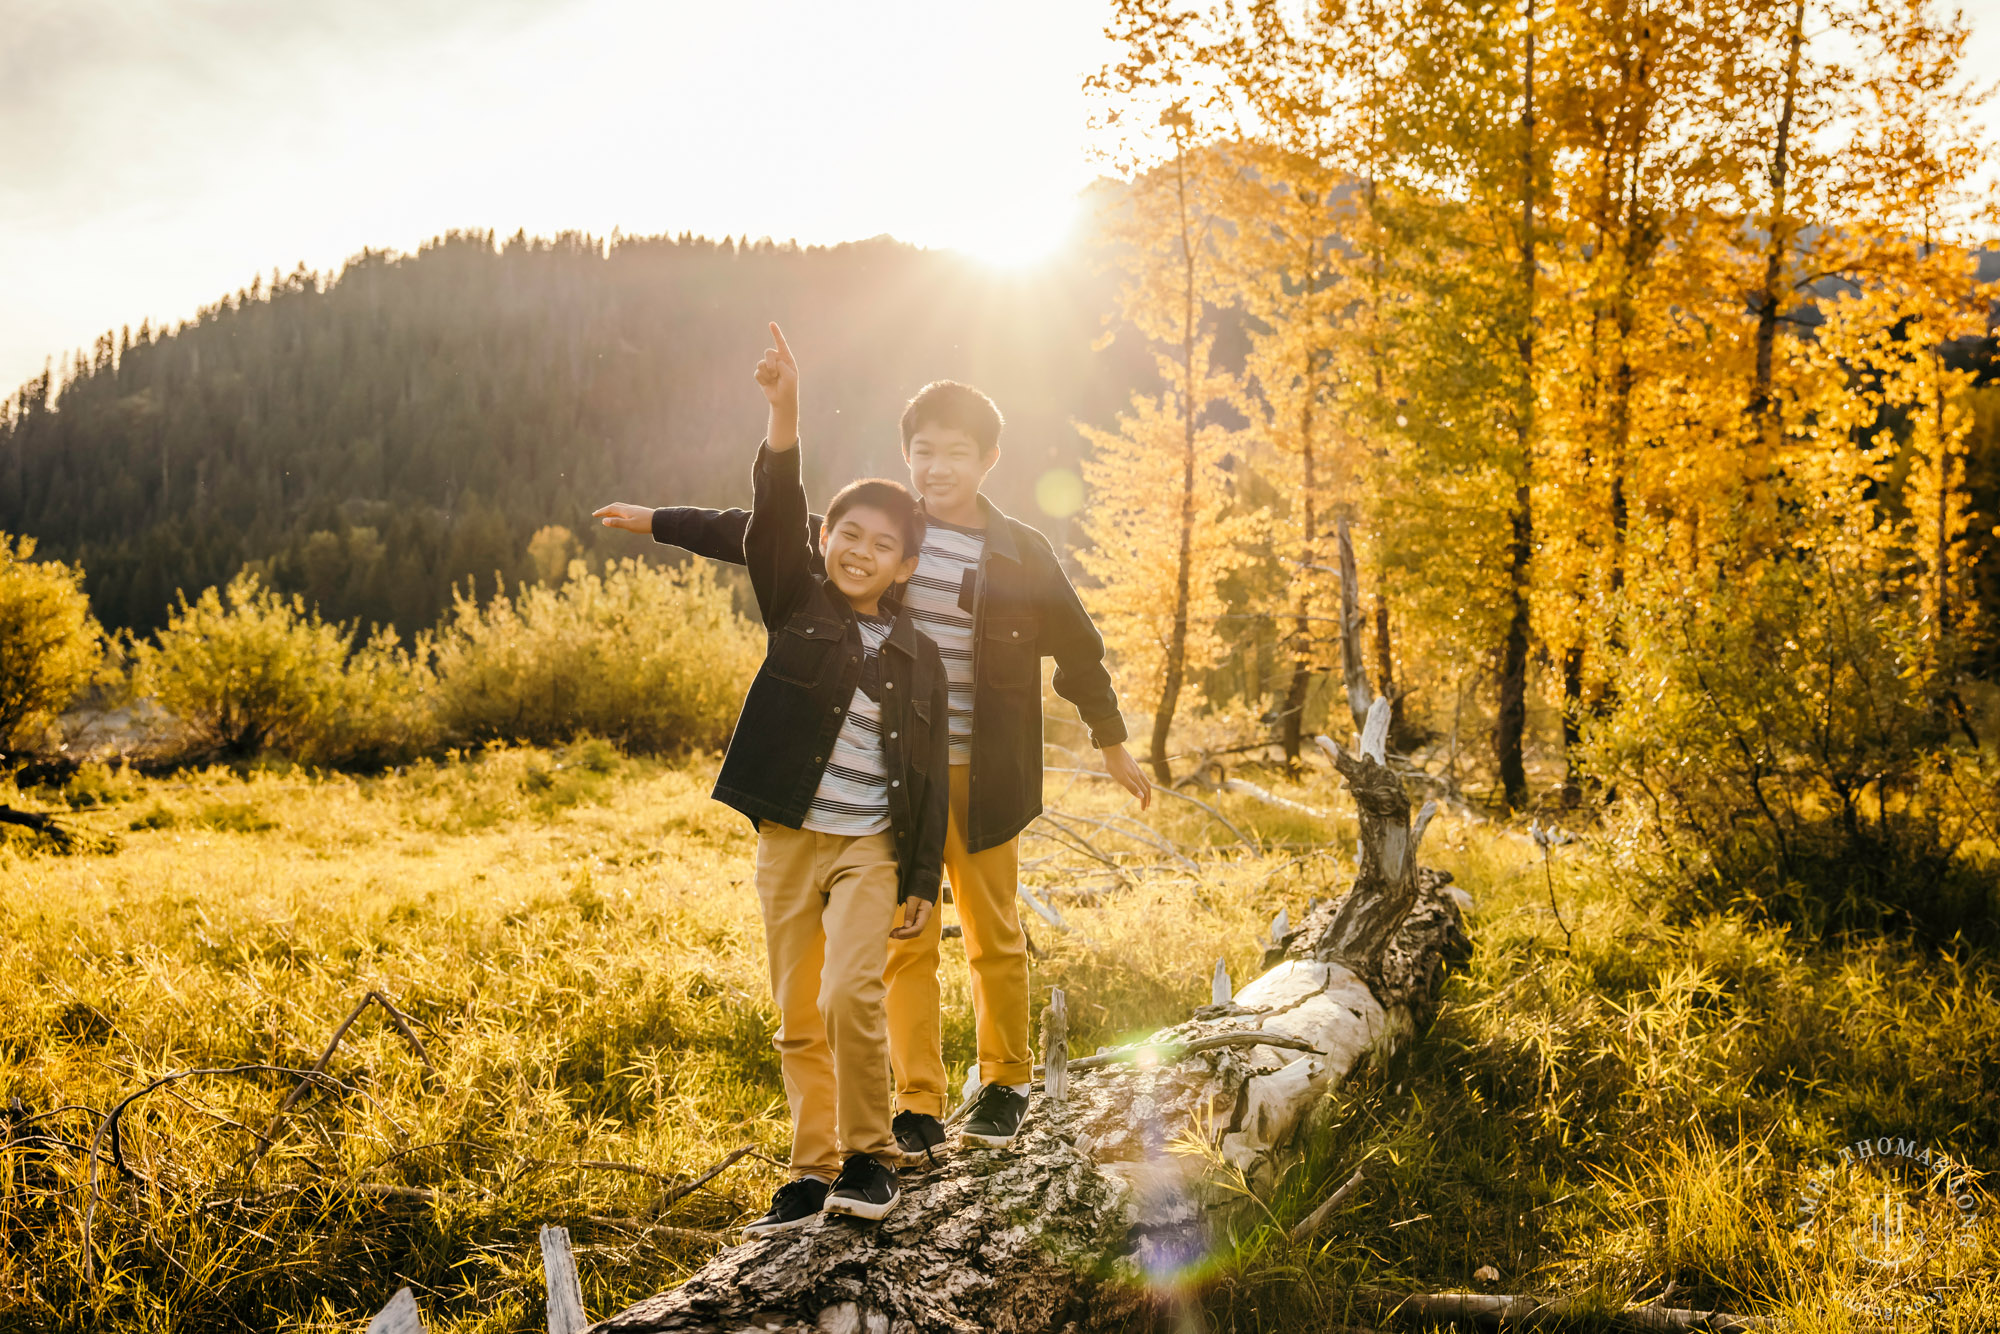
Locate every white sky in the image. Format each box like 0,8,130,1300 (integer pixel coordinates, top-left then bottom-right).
2,0,1995,397
0,0,1116,394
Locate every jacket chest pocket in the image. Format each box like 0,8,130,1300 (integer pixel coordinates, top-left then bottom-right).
982,615,1040,690
767,614,843,687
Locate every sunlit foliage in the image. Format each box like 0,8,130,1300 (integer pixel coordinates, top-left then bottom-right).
0,534,104,755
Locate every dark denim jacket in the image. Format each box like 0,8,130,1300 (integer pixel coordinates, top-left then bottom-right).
713,442,950,904
654,475,1127,854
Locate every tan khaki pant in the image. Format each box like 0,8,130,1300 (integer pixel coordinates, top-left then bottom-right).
883,764,1030,1116
754,823,899,1180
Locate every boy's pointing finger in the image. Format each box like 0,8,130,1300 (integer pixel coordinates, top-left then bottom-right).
769,321,796,365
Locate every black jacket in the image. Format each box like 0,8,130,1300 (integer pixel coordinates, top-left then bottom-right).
712,442,951,904
654,479,1128,854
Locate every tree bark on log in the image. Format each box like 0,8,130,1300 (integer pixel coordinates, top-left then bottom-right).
1353,1286,1772,1332
593,701,1472,1334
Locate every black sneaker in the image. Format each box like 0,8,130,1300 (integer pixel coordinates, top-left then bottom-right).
960,1083,1029,1149
892,1110,947,1165
742,1177,828,1237
822,1153,900,1221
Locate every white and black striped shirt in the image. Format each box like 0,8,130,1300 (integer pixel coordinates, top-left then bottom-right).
802,614,895,837
901,517,984,765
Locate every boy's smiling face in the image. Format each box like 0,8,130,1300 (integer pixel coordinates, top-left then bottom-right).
904,423,999,524
820,503,920,612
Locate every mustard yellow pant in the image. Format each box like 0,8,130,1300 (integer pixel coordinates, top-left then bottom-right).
883,764,1030,1116
754,823,899,1181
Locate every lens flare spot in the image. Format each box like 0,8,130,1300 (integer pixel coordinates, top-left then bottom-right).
1036,467,1085,518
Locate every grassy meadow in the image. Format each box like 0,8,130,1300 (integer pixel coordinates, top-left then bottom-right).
4,746,1999,1331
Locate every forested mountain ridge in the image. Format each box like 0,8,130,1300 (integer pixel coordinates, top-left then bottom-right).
2,230,1147,635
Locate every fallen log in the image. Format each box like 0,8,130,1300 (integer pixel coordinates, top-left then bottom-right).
592,699,1472,1334
1352,1286,1774,1332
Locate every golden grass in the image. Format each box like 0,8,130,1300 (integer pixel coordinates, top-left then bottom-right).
5,748,1999,1331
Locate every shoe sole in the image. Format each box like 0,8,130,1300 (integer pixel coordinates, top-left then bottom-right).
959,1127,1021,1149
892,1141,949,1167
823,1192,899,1221
741,1212,820,1238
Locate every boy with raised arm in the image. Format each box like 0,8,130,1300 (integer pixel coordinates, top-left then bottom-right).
598,323,949,1234
597,358,1150,1162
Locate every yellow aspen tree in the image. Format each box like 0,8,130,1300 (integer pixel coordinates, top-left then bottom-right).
1084,0,1255,784
1794,0,1994,734
1209,0,1400,763
1488,0,1543,812
1715,0,1849,534
1219,159,1348,763
1391,0,1560,810
1851,0,1991,633
1268,0,1548,808
1535,0,1759,795
1371,0,1553,811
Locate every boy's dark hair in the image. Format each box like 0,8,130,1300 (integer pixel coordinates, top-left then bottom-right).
900,380,1005,456
825,478,927,558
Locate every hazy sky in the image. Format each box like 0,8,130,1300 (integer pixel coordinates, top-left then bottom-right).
0,0,1116,393
3,0,1995,397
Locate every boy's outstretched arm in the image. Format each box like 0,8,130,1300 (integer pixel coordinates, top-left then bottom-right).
594,502,760,563
594,327,821,559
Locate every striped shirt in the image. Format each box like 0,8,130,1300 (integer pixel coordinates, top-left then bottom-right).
901,517,984,765
801,614,895,837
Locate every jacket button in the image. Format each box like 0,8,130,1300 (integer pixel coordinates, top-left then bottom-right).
891,780,900,788
1011,630,1019,638
889,731,898,739
813,756,822,763
834,706,843,715
805,627,814,635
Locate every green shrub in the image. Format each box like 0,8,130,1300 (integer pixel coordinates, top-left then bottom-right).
133,570,436,766
60,760,137,809
1583,548,2000,945
196,801,277,833
0,534,105,755
431,558,758,753
298,623,439,768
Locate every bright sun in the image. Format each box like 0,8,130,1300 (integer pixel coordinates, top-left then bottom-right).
937,193,1084,270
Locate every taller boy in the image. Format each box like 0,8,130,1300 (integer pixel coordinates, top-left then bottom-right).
629,364,1150,1154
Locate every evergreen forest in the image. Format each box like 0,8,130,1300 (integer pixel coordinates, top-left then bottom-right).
1,229,1147,637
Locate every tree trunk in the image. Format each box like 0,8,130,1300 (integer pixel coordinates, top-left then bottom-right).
592,703,1472,1334
1559,644,1585,809
1151,133,1202,788
1495,500,1533,814
1496,0,1538,815
1747,0,1805,492
1375,588,1407,750
1933,343,1952,633
1279,400,1319,768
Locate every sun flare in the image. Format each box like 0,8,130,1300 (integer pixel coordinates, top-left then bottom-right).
933,191,1084,270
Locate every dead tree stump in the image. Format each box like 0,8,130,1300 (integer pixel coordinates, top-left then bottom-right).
592,700,1472,1334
